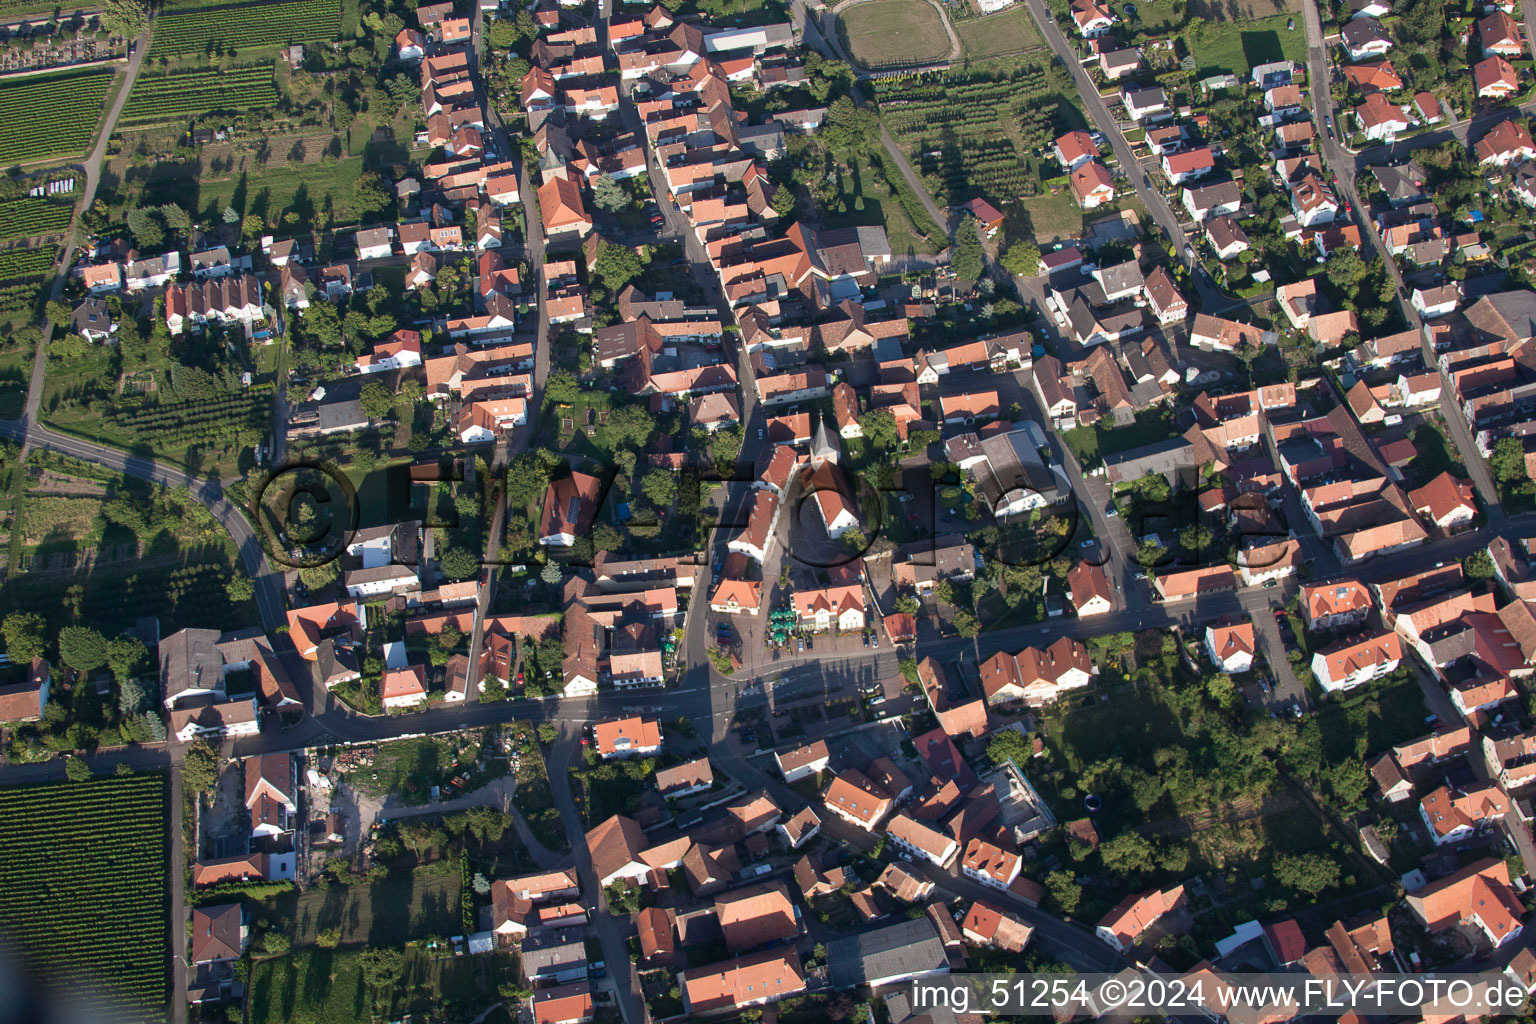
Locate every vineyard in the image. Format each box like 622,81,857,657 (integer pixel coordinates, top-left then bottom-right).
122,66,279,125
0,775,169,1022
0,197,73,241
151,0,342,55
111,392,271,446
0,68,113,165
0,244,57,317
871,62,1068,203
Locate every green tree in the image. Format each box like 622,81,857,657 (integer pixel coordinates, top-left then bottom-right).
1045,870,1081,915
641,470,675,507
1100,831,1157,877
1324,248,1370,292
65,755,91,781
58,627,108,673
1273,852,1341,897
951,608,980,638
315,927,341,949
1463,549,1495,581
591,174,629,213
226,574,255,603
859,409,899,451
298,559,341,592
541,561,562,584
606,404,656,449
591,522,623,554
182,739,219,794
951,216,985,283
770,182,797,218
894,594,920,616
545,371,579,405
593,240,646,292
711,426,743,468
1000,242,1041,276
986,729,1031,766
45,300,73,329
360,380,394,420
1491,436,1529,487
2,612,46,662
105,637,148,683
352,172,392,219
440,546,479,581
101,0,147,39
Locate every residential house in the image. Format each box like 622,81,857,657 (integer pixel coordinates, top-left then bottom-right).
1310,630,1402,692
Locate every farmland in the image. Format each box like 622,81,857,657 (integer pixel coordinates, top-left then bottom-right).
0,197,74,241
871,60,1082,204
0,775,169,1023
0,244,58,317
0,67,113,165
121,65,279,126
151,0,343,56
838,0,952,69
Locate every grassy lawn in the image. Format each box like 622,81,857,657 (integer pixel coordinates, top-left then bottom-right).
248,947,518,1024
1021,188,1086,243
261,869,463,948
0,346,30,419
838,0,952,67
197,152,367,227
956,6,1044,59
821,157,940,256
1060,406,1180,469
1190,14,1306,76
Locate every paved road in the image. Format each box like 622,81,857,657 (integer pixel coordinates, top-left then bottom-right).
1301,0,1503,511
1020,0,1229,308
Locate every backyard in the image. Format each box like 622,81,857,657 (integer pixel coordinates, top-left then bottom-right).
247,947,518,1024
955,5,1044,60
1189,14,1307,77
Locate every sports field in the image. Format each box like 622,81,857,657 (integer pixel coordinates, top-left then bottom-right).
956,6,1044,59
839,0,952,68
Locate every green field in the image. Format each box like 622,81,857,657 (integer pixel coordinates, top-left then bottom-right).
0,775,169,1023
0,196,74,241
196,151,367,225
1190,14,1306,76
0,67,113,165
121,65,279,125
0,243,57,317
1021,188,1086,242
871,60,1081,204
955,6,1044,59
151,0,343,55
839,0,952,68
249,948,520,1024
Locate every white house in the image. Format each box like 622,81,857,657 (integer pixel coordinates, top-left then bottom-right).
1412,283,1461,319
1311,631,1402,692
355,227,394,261
775,741,831,783
1204,620,1255,674
1122,86,1169,122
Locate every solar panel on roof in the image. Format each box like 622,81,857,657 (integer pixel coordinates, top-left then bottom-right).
567,495,582,523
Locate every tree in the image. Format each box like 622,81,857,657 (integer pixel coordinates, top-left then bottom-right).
711,426,743,468
591,522,623,554
315,927,341,949
105,637,148,683
593,240,646,293
58,626,108,673
352,172,392,218
65,756,91,782
951,216,985,283
100,0,147,40
640,470,675,508
1000,241,1041,276
118,678,146,715
1491,436,1529,487
986,729,1030,766
360,380,394,421
2,612,46,662
124,206,164,248
1273,852,1341,897
770,182,797,218
951,608,980,638
45,300,73,329
1324,248,1369,292
1045,870,1081,915
226,574,255,603
1464,549,1495,582
591,174,629,213
894,594,920,615
859,409,900,451
1100,831,1157,877
540,561,562,584
182,740,219,794
545,371,579,405
298,559,341,592
606,404,656,450
440,546,479,581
